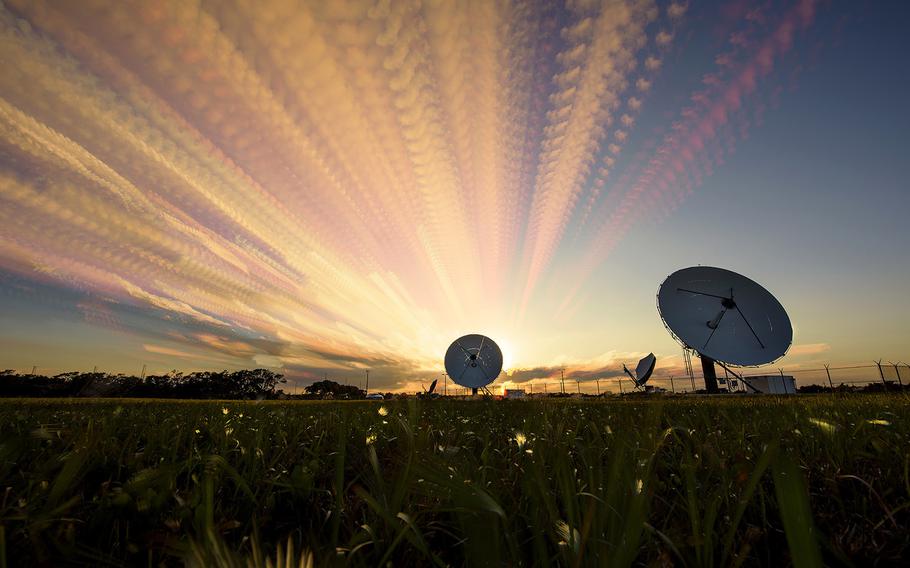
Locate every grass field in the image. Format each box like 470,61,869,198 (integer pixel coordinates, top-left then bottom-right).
0,395,907,566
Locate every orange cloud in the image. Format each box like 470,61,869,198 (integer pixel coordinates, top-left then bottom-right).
788,343,831,357
0,1,823,390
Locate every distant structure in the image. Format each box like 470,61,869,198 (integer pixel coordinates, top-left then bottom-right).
417,378,440,399
744,374,797,394
657,266,793,393
444,334,503,395
502,388,526,399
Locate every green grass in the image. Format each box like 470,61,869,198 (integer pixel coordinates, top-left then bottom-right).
0,395,908,566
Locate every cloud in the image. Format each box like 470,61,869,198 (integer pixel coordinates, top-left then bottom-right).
517,0,660,315
143,344,200,360
0,1,822,389
503,349,673,385
557,0,820,315
667,3,688,20
788,343,831,357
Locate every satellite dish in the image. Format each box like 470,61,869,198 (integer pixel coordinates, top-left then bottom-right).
657,266,792,392
635,353,656,386
444,334,503,395
418,378,440,399
623,353,656,388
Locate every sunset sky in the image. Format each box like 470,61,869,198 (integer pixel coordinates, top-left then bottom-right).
1,0,908,392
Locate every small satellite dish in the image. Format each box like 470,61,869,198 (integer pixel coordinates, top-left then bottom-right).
444,334,503,395
623,353,656,388
657,266,792,392
418,378,440,399
636,353,656,386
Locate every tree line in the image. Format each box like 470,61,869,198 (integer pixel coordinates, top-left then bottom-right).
0,369,287,399
0,371,390,400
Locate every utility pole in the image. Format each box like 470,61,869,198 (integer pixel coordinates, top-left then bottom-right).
618,378,624,395
669,376,675,393
824,364,834,390
93,366,98,374
543,382,547,394
576,379,580,394
595,378,600,395
140,364,146,379
442,372,447,396
560,368,566,394
365,369,370,395
31,366,37,375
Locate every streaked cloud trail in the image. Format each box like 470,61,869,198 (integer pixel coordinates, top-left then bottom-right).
0,1,824,387
555,0,819,319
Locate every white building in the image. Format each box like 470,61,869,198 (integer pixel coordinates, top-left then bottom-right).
744,375,797,394
503,388,526,399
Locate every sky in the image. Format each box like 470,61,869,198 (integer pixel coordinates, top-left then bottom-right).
1,0,908,392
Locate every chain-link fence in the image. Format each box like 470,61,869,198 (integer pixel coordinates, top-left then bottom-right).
494,361,910,396
6,361,910,396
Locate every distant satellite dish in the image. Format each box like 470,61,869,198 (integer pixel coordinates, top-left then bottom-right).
444,334,503,394
623,353,656,388
635,353,656,386
657,266,792,392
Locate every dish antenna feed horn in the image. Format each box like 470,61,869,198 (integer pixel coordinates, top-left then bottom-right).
657,266,793,393
444,334,503,396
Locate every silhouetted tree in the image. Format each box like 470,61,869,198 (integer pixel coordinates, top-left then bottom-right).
303,380,364,399
0,368,286,399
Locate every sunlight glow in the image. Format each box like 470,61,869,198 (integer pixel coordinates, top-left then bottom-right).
0,0,825,387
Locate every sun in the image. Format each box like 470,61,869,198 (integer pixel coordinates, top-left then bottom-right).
497,338,514,372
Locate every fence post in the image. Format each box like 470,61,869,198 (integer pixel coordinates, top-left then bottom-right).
876,360,888,391
891,362,903,387
824,364,834,390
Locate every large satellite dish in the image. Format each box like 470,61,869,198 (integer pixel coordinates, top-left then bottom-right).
444,334,503,395
657,266,792,392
